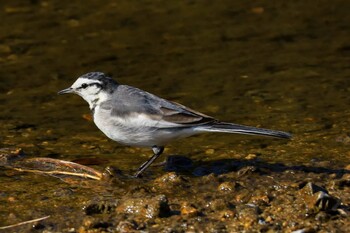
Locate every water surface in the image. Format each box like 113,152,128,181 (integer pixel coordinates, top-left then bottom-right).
0,0,349,231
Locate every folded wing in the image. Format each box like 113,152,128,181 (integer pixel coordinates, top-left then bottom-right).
103,85,215,128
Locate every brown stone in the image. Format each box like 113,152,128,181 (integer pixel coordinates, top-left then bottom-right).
180,202,199,217
116,195,170,219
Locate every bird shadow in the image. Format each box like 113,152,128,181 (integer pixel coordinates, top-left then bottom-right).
163,155,350,178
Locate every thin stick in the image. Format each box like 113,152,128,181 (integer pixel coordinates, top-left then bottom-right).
12,167,102,180
24,158,103,177
0,215,50,230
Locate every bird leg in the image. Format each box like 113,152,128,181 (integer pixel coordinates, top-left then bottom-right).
134,146,164,177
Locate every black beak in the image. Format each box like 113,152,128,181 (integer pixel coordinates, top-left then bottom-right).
58,87,73,95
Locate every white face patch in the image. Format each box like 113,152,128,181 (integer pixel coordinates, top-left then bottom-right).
70,78,108,108
71,78,102,90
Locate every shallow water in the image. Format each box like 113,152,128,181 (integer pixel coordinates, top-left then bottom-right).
0,0,350,231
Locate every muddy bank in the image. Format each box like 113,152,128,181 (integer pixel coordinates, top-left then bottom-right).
1,149,350,232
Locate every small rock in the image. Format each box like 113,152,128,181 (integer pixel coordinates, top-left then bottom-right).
235,189,252,203
82,216,95,227
335,133,350,144
41,141,49,146
315,211,329,222
265,215,273,223
245,153,257,160
298,182,340,212
299,182,328,195
206,199,227,211
236,204,259,228
0,147,25,165
157,172,183,183
116,221,138,233
336,208,349,217
219,210,235,220
218,181,236,192
153,172,187,190
180,202,198,217
237,166,257,177
7,196,16,202
336,174,350,188
250,194,270,205
101,166,124,180
116,195,170,218
84,201,117,215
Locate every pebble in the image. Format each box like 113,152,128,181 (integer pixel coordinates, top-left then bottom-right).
219,210,235,220
116,221,138,233
235,189,252,203
153,172,186,191
298,182,340,211
180,202,198,217
245,153,257,160
217,181,235,192
236,204,259,228
116,195,170,219
250,194,270,205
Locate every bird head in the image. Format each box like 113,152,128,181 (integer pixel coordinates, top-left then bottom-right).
58,72,118,108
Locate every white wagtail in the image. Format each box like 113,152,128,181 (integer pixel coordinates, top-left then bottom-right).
58,72,291,177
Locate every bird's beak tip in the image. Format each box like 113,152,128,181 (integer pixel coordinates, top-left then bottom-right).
58,87,73,95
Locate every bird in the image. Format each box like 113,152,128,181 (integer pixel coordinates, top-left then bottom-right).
58,72,291,177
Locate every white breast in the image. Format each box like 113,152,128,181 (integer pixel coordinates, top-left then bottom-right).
92,106,197,147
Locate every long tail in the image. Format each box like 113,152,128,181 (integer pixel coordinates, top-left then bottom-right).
196,121,291,139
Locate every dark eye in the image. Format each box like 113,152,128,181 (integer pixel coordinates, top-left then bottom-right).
81,83,88,89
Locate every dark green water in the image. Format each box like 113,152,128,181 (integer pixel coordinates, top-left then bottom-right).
0,0,349,231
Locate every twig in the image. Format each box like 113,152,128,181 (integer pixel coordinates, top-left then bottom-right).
9,157,103,180
0,215,50,230
12,167,102,180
